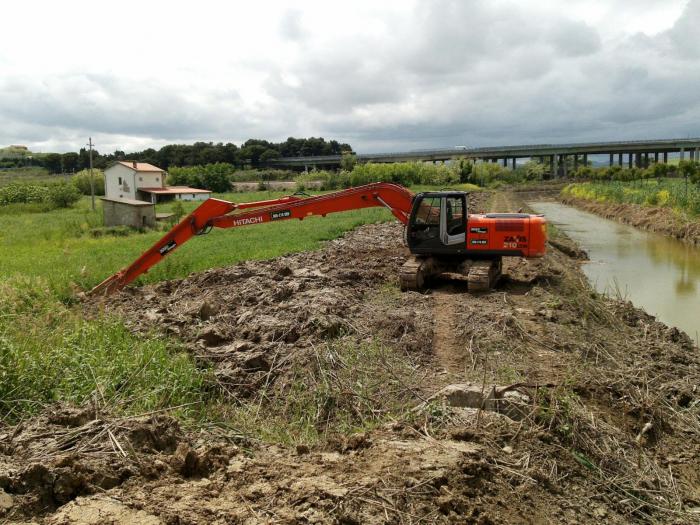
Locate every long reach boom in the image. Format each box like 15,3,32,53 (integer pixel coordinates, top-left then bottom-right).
91,183,415,296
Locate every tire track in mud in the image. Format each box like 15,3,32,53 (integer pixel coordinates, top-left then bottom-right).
489,191,518,213
431,191,518,374
432,286,467,375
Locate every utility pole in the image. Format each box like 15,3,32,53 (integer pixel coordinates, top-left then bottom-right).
87,137,95,211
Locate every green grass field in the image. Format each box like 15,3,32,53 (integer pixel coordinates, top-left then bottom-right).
0,167,60,187
0,189,393,298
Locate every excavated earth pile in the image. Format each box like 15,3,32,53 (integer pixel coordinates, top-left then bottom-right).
2,191,700,524
104,221,435,400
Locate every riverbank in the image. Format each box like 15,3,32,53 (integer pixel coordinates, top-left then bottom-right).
561,192,700,247
2,191,699,524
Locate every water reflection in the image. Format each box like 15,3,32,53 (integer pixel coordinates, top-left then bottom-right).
530,201,700,339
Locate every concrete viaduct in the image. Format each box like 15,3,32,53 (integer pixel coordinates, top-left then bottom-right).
268,138,700,176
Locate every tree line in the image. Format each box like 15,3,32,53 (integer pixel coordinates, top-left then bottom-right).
3,137,353,174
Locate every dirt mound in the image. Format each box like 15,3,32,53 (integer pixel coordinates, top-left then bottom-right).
0,407,230,520
98,222,435,402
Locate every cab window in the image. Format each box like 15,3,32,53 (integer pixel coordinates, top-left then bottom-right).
415,197,441,226
445,196,465,236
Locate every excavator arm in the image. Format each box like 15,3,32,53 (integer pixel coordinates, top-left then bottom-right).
90,182,414,296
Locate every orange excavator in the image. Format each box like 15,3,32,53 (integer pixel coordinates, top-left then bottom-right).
91,183,546,296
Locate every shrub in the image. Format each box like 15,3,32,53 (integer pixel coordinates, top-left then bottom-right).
169,163,233,192
347,162,458,186
72,169,105,195
521,161,546,181
340,153,357,171
678,160,699,183
47,182,82,208
172,200,186,222
0,183,49,205
470,162,510,186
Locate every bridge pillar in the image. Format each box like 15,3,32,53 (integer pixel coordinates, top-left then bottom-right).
549,155,554,176
609,153,614,167
583,154,588,166
628,153,633,168
635,153,642,168
644,152,649,168
654,152,659,163
696,148,699,162
511,157,516,170
618,153,623,166
561,154,568,177
680,148,685,161
574,155,579,171
502,157,508,168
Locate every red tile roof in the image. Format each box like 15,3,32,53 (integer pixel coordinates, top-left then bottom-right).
116,161,165,172
139,186,212,194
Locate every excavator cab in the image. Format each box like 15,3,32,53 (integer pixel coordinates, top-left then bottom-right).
407,192,468,255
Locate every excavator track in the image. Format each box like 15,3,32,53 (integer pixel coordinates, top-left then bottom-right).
400,256,502,293
400,256,435,291
466,258,502,293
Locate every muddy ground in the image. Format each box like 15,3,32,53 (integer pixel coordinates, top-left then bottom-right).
2,191,699,524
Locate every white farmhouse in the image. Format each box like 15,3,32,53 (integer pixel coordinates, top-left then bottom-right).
104,161,211,203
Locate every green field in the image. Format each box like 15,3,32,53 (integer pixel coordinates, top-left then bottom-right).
0,167,60,187
563,178,700,216
0,190,393,299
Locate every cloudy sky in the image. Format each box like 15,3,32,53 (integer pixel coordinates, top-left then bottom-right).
1,0,698,153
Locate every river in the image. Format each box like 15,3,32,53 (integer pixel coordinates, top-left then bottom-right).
529,201,700,341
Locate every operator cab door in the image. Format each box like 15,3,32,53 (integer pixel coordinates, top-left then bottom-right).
407,194,467,255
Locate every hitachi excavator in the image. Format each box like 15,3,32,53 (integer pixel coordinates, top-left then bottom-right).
91,183,546,296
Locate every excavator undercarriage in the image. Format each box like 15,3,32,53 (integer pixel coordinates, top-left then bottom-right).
399,255,502,293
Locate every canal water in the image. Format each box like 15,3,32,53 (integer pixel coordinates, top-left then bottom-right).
529,201,700,341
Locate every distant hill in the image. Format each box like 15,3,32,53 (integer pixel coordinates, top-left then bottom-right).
0,145,33,160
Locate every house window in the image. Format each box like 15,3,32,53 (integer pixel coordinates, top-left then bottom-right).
118,177,122,185
192,194,195,199
139,177,143,181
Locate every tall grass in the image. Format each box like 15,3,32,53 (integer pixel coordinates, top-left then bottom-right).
296,160,545,190
0,278,211,422
0,167,56,187
562,178,700,216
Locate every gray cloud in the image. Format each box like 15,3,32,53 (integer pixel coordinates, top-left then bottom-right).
1,0,698,153
268,0,700,150
279,9,304,42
